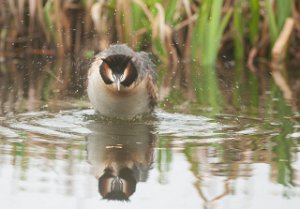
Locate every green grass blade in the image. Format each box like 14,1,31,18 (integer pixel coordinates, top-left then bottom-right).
233,2,244,61
276,0,292,30
249,0,260,44
265,0,279,44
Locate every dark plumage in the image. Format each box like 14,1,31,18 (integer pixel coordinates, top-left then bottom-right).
100,54,138,87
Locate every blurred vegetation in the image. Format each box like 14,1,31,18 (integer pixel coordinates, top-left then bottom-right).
0,0,300,113
1,0,299,62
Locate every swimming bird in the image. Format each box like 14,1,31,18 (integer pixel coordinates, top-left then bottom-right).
87,44,157,119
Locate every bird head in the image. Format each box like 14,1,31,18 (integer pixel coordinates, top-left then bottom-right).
98,167,137,201
99,54,138,91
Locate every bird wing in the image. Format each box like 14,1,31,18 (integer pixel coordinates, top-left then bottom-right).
146,73,158,109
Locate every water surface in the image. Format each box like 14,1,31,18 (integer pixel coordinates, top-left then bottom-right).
0,58,300,209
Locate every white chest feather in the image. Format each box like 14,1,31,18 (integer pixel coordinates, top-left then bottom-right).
87,67,150,119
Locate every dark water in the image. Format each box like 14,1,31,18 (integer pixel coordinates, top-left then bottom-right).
0,57,300,209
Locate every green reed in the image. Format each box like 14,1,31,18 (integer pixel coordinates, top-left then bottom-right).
233,1,244,61
265,0,279,44
265,0,293,45
1,0,297,63
249,0,260,44
276,0,293,30
190,0,231,112
192,0,231,66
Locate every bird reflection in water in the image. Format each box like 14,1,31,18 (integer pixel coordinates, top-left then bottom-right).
86,120,157,201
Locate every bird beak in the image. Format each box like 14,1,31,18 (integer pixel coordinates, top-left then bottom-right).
112,74,121,91
112,74,124,92
111,176,123,192
116,78,121,91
